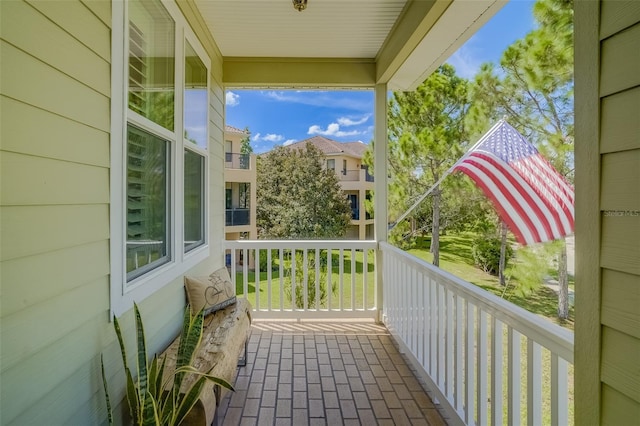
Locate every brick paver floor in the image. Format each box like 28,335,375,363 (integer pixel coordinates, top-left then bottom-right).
218,321,447,426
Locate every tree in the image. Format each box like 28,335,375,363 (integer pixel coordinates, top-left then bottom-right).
240,127,253,154
385,64,470,266
467,0,574,319
256,143,351,239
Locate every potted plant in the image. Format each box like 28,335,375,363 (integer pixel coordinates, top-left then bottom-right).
102,304,233,425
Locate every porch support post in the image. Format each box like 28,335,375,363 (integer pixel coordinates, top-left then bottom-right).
374,83,388,323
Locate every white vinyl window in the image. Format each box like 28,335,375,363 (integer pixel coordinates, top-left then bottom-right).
111,0,211,316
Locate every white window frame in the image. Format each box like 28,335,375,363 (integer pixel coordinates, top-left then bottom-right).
110,0,211,318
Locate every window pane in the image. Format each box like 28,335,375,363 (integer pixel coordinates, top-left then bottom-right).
184,41,208,148
128,0,175,131
184,149,205,252
127,125,171,280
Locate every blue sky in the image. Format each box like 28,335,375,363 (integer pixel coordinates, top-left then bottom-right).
225,1,536,154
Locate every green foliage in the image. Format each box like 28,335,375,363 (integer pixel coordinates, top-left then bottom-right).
283,251,335,309
471,236,513,275
467,0,574,179
383,64,471,265
102,304,233,426
240,127,253,154
257,143,351,239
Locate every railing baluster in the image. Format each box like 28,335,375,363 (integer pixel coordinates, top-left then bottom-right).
339,248,344,311
303,248,308,311
231,249,237,295
417,270,424,366
351,248,356,311
477,310,488,426
279,248,284,311
327,248,332,311
455,295,464,415
243,248,248,304
363,249,368,310
430,278,437,380
438,284,446,390
291,248,296,310
255,249,260,311
446,289,454,401
423,272,430,375
508,327,521,426
550,353,568,426
315,248,320,310
527,339,542,426
466,301,476,426
267,249,272,311
492,317,504,426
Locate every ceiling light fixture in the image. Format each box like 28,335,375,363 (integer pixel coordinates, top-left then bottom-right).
292,0,307,12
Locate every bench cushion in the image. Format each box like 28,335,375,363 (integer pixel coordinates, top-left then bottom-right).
161,297,252,425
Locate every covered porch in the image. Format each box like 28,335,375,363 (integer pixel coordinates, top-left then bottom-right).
224,240,574,425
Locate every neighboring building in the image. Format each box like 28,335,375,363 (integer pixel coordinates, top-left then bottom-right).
284,136,375,240
224,125,257,241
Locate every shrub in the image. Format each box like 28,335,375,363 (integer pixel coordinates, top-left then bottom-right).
471,236,513,275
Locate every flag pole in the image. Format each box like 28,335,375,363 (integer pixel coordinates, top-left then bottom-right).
389,119,505,231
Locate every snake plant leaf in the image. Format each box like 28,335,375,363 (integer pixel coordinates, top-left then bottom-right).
141,389,158,426
174,365,235,391
175,307,204,390
148,354,159,398
113,315,128,372
100,354,113,426
173,375,207,426
134,303,149,401
155,355,166,401
125,367,140,423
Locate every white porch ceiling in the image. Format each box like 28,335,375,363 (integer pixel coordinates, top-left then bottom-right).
192,0,505,90
194,0,409,59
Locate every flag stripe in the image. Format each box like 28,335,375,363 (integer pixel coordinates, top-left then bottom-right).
458,156,548,241
455,164,534,244
514,158,574,234
469,152,562,240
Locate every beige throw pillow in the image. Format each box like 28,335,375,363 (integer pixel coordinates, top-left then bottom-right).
184,267,237,315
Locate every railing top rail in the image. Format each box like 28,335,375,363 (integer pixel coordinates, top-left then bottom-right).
380,241,574,362
224,239,378,250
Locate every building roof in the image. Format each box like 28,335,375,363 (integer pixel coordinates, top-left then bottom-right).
283,136,369,159
225,125,248,135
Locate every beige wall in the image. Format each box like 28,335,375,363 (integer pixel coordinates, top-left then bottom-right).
575,2,640,424
0,1,227,424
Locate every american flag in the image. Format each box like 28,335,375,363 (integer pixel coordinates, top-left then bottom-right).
453,120,574,245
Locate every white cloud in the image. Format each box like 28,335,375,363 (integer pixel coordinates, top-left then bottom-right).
263,90,371,112
263,133,284,142
283,139,296,146
337,115,370,127
225,91,240,106
308,122,361,138
252,132,285,143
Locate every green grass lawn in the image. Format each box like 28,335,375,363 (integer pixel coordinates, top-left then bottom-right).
407,233,574,330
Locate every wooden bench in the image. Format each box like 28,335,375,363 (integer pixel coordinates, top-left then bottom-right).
160,297,252,425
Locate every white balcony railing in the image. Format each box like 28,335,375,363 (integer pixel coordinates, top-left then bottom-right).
380,242,574,426
225,240,378,319
224,239,574,425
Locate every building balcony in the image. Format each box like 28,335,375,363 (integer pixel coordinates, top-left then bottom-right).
225,153,252,170
226,208,251,226
337,168,374,183
224,239,574,425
